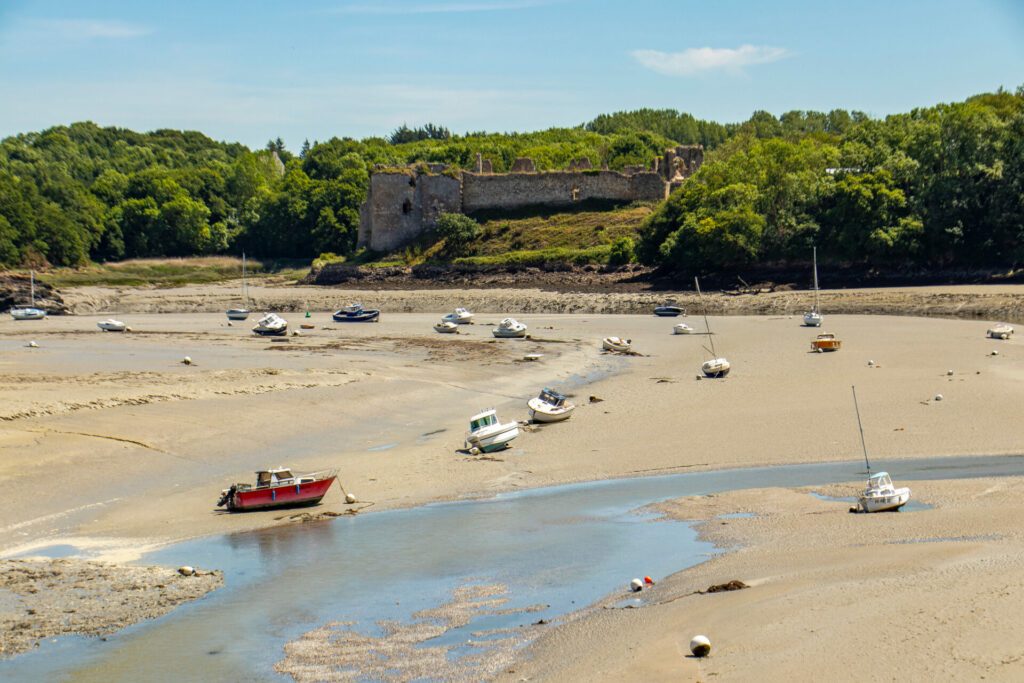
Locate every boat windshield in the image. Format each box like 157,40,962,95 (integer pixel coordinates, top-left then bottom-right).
539,389,564,406
470,414,496,430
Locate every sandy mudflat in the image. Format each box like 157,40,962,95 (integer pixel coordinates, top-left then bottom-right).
1,285,1023,677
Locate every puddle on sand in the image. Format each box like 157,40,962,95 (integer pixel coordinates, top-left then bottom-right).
10,544,86,559
4,454,1024,682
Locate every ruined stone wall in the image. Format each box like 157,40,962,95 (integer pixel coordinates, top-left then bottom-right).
358,172,461,252
461,171,665,214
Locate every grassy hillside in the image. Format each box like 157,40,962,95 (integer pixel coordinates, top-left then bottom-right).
41,257,307,288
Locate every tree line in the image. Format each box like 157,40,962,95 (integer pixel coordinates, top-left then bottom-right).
0,88,1021,270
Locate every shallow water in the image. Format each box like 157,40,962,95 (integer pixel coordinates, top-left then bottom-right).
3,454,1023,682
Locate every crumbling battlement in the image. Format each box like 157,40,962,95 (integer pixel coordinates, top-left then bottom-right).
357,145,703,252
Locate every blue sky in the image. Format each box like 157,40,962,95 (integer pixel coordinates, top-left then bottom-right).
1,1,1022,149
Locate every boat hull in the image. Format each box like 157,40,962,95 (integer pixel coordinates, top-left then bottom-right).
857,488,911,513
803,313,823,327
97,321,127,332
654,307,683,317
811,339,842,352
702,359,731,378
673,324,693,335
493,329,527,338
226,309,250,320
227,476,336,512
253,326,287,336
444,313,473,324
11,308,46,320
434,323,458,333
467,424,519,452
333,310,380,322
528,400,574,423
602,337,631,353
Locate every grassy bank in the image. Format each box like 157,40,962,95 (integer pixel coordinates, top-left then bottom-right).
42,257,308,288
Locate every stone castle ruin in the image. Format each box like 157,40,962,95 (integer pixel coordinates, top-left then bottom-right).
357,145,704,253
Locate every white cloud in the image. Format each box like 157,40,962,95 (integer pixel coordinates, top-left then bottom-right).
31,19,153,39
328,0,559,14
631,45,789,77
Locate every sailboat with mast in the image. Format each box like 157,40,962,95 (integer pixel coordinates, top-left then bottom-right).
694,277,730,378
803,247,823,327
851,386,911,513
226,253,252,321
10,271,46,320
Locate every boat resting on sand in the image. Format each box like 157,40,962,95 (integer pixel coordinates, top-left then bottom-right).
602,336,632,353
217,467,338,512
10,271,46,320
493,318,527,338
253,313,288,336
434,321,458,333
466,409,519,452
654,304,684,317
988,323,1014,340
701,358,731,378
527,387,575,423
443,307,474,324
332,304,380,322
811,332,842,352
856,471,911,513
673,322,694,335
97,318,127,332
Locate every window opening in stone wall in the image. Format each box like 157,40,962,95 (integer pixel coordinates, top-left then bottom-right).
402,199,412,214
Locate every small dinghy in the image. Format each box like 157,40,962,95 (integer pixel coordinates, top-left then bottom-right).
443,307,474,324
654,303,684,317
466,409,519,452
217,467,337,512
253,312,288,336
673,322,694,335
527,387,575,423
988,323,1014,340
602,336,632,353
493,318,527,338
434,320,459,333
97,318,127,332
332,303,380,323
10,271,46,320
811,332,842,352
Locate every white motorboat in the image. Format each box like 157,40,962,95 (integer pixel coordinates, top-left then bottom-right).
803,247,823,327
443,307,474,324
673,322,694,335
253,312,288,336
465,409,519,452
694,277,730,378
493,318,527,338
602,336,632,353
527,387,575,423
97,318,127,332
10,271,46,320
433,320,459,333
226,253,251,321
856,472,912,513
988,323,1014,340
851,386,911,513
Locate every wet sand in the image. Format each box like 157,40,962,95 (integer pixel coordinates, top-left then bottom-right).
2,292,1023,676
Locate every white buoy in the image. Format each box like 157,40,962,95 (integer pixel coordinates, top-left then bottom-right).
227,321,233,327
345,493,357,504
182,356,192,365
946,370,954,376
934,394,943,401
125,326,133,332
292,330,301,336
690,634,711,657
867,360,875,367
991,350,999,356
27,341,38,348
177,566,196,577
630,578,643,592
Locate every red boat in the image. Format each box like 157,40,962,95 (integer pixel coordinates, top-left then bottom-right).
217,467,337,512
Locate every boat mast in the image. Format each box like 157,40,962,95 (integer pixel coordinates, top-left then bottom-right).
29,270,35,306
694,276,717,358
812,247,820,313
242,253,249,307
851,385,871,477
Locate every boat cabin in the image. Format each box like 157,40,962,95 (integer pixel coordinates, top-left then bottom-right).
255,468,295,488
469,411,498,432
866,471,895,492
538,388,566,408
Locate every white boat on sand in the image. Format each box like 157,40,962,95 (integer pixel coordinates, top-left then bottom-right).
10,271,46,320
602,336,632,353
493,318,527,338
851,385,911,513
253,313,288,336
527,388,575,423
694,277,730,378
466,409,519,453
434,321,458,333
803,247,823,327
226,253,251,321
988,323,1014,340
97,318,127,332
443,308,474,324
673,322,694,335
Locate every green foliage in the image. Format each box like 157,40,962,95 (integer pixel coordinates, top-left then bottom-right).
435,213,481,257
453,245,612,267
607,236,635,265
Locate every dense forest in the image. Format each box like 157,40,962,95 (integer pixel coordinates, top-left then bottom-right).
0,87,1021,272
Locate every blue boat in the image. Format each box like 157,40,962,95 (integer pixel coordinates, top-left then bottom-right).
654,304,684,317
332,303,380,322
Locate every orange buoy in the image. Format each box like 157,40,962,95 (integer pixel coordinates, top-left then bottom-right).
644,576,654,584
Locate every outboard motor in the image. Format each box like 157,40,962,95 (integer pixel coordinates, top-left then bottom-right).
217,485,237,508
